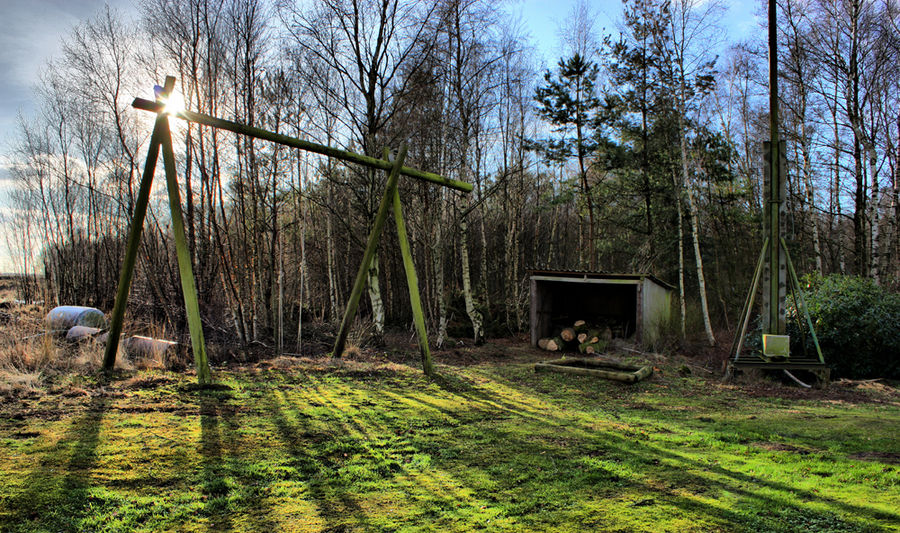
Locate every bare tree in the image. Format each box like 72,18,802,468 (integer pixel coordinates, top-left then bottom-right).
282,0,438,339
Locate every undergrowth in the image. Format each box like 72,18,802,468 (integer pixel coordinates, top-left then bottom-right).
0,304,169,396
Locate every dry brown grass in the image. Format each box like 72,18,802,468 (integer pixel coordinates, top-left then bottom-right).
0,331,60,395
0,303,175,395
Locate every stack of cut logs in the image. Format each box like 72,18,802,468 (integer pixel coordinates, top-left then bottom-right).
537,320,613,354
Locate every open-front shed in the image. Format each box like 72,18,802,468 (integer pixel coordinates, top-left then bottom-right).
529,270,674,348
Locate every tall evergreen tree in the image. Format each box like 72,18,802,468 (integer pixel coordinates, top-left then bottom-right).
533,53,603,269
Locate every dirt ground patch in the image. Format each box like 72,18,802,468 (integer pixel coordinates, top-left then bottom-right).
752,442,820,455
849,451,900,464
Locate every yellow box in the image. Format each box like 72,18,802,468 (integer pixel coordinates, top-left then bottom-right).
762,334,790,358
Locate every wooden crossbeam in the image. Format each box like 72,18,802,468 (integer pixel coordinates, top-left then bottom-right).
132,98,472,193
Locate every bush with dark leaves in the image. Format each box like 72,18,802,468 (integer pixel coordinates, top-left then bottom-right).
789,274,900,379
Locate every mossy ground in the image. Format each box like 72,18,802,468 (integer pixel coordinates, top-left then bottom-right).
1,343,898,532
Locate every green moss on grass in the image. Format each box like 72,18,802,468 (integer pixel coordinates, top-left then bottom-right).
0,359,897,532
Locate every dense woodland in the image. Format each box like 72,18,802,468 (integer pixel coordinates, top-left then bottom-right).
4,0,899,351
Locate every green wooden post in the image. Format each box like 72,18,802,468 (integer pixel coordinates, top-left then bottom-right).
730,238,769,361
103,77,175,371
781,238,825,364
160,116,212,385
332,145,408,358
387,148,433,376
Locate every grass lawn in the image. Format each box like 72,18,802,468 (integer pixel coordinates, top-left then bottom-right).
1,343,898,532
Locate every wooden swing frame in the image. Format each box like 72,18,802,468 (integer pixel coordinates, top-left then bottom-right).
103,76,471,383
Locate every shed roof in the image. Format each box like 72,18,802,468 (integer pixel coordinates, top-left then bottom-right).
527,269,675,291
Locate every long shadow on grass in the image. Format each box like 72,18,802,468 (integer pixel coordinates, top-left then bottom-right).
303,374,483,526
256,367,894,530
451,369,900,523
198,387,278,532
265,383,387,531
615,430,900,526
415,372,894,530
0,393,108,532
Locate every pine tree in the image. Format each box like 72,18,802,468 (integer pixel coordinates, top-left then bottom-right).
533,54,603,270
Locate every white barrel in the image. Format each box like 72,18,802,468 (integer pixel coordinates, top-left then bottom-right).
122,336,178,359
45,306,108,330
66,326,107,342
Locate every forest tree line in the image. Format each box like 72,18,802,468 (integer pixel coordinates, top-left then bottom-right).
4,0,899,351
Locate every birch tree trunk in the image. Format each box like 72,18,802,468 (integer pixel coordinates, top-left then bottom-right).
800,124,823,274
460,213,484,344
673,173,687,341
868,145,880,282
434,189,448,349
505,202,519,329
367,252,385,339
893,118,900,280
685,178,716,346
833,104,847,274
677,105,715,346
326,188,338,322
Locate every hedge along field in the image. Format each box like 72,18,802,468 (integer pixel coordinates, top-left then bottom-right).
0,350,898,532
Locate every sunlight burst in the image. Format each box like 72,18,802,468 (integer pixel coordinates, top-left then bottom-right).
161,90,185,115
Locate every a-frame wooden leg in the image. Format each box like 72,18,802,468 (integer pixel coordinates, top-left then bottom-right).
730,238,768,363
160,116,212,385
389,150,433,375
332,145,408,359
781,238,825,364
103,77,175,371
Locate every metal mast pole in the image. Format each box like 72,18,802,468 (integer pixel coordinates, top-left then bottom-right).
767,0,783,336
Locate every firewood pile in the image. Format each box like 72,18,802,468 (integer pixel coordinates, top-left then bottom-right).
537,319,623,354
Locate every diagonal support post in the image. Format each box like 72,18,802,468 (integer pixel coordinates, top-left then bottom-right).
781,238,825,364
105,75,211,384
387,148,433,376
104,76,175,371
730,238,769,362
160,117,212,385
332,145,408,359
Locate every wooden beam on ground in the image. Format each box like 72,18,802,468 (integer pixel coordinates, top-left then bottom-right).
534,357,653,383
132,98,472,193
104,76,175,371
332,145,408,358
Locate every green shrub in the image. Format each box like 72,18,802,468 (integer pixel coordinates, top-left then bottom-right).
788,274,900,379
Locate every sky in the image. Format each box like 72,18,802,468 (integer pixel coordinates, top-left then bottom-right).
0,0,761,274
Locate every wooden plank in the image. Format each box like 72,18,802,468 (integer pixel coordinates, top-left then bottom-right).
332,146,407,358
132,98,471,193
732,361,827,370
538,357,645,371
160,115,211,385
103,76,175,371
390,148,432,376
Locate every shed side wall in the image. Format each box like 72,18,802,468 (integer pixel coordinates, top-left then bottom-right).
642,279,673,346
